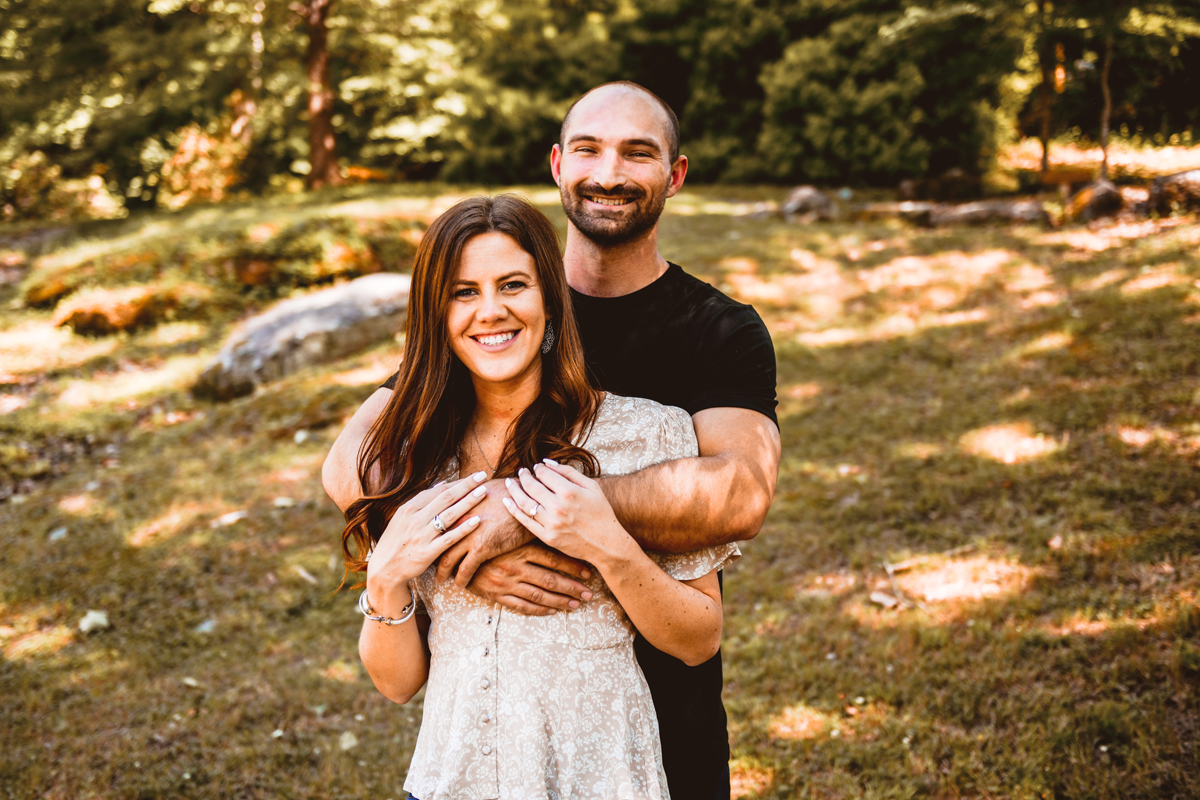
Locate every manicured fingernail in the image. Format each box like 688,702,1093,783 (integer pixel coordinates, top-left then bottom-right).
543,458,558,465
581,569,591,579
473,471,487,482
581,591,593,601
502,497,513,509
473,486,486,497
466,516,479,526
433,480,447,487
519,467,530,477
569,600,579,609
505,478,515,489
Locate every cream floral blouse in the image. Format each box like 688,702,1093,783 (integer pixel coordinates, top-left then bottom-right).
402,394,740,800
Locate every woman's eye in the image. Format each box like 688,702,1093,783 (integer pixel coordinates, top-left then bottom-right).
453,288,476,299
502,281,527,292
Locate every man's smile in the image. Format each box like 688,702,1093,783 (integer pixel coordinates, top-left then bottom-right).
584,195,634,207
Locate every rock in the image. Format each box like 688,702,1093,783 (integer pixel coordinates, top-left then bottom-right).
783,186,836,221
192,272,410,401
928,199,1050,227
53,283,212,335
1149,169,1200,215
1064,180,1123,223
79,610,110,633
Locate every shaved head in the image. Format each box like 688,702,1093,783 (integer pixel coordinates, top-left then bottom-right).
560,81,680,164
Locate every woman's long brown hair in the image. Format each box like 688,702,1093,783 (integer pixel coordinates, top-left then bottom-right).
340,195,601,581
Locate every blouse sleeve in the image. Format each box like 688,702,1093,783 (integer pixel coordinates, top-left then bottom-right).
650,542,741,581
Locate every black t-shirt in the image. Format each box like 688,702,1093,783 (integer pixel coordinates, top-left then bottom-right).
382,262,777,796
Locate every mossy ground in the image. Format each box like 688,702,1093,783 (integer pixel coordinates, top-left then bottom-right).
1,173,1199,799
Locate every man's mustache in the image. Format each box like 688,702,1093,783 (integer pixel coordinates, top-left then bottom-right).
574,184,645,202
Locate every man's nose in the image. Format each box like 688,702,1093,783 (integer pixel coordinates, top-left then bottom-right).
591,150,627,191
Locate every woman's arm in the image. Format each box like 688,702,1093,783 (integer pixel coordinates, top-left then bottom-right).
503,462,723,666
356,473,490,702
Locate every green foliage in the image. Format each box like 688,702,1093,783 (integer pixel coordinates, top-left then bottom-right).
759,14,930,184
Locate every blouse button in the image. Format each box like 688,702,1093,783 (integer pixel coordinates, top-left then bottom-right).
481,712,491,724
480,678,490,690
483,646,490,657
481,745,492,755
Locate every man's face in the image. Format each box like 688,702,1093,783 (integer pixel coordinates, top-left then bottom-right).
552,89,684,247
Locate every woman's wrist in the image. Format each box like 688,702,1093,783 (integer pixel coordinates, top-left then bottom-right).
365,570,417,615
588,526,643,577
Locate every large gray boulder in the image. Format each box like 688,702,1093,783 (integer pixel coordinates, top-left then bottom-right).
1149,170,1200,215
194,272,410,400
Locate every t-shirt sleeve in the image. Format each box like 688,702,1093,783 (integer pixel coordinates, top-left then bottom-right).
685,303,778,426
381,372,398,390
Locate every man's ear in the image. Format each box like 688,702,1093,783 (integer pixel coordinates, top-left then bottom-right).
666,154,688,199
550,144,563,187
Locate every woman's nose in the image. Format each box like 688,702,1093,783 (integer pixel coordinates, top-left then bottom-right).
476,290,508,321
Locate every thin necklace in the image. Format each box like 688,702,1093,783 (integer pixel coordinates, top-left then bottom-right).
471,422,496,477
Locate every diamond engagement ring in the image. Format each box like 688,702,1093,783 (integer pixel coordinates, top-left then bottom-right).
431,513,446,533
528,504,540,517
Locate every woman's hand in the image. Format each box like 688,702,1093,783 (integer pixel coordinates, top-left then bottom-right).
366,471,489,611
502,459,634,566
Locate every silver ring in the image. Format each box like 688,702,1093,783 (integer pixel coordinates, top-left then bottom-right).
431,513,446,533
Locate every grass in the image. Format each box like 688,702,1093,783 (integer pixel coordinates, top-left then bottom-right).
2,161,1200,798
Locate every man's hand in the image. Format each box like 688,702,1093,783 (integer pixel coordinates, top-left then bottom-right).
435,479,530,585
465,542,594,616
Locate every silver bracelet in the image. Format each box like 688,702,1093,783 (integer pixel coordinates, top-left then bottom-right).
359,586,417,626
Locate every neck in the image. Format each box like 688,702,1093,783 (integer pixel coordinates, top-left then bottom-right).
469,372,541,435
563,223,669,298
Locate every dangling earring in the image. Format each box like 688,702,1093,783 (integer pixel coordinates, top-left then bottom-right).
541,321,555,354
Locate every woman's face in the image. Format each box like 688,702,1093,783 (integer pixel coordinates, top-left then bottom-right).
446,232,547,395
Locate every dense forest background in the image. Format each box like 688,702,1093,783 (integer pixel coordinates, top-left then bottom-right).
3,0,1200,220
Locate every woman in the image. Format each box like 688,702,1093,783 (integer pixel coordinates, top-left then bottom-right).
341,195,737,800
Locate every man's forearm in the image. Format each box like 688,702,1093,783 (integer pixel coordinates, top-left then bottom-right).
599,452,773,553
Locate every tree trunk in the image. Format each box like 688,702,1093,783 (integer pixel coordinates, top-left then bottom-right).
1099,30,1114,180
305,0,342,189
1037,46,1054,175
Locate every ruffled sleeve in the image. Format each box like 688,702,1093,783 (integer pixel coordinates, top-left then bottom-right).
650,542,741,581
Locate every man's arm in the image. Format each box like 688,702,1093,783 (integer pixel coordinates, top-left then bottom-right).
321,386,592,612
322,387,392,512
598,406,781,553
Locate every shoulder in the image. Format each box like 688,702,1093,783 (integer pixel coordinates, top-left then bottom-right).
664,264,772,340
586,394,698,475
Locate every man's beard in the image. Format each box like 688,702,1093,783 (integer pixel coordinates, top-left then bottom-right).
560,183,667,247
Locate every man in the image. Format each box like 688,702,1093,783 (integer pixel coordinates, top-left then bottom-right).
323,81,781,798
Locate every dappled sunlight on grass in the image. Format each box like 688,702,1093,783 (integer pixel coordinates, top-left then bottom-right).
0,319,119,376
893,555,1037,605
790,571,858,601
1121,264,1193,296
729,760,775,799
959,421,1062,464
1,624,74,660
892,441,945,460
769,703,833,740
54,353,208,409
127,501,221,547
137,321,207,347
57,493,96,515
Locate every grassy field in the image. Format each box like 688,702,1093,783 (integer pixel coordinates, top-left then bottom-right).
1,172,1199,799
